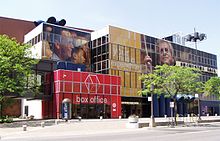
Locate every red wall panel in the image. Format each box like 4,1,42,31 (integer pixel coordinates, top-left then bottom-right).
52,70,121,119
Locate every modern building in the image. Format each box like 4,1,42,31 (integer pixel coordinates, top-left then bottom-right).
90,25,218,117
0,16,219,119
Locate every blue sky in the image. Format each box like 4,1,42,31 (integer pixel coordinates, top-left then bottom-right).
1,0,220,74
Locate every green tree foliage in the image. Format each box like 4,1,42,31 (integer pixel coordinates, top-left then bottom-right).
204,77,220,99
140,64,203,123
140,64,203,97
0,35,38,116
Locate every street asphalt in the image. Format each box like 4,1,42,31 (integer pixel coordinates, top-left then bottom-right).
1,116,220,140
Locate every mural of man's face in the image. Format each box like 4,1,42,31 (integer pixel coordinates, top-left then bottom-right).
60,30,74,60
159,42,173,65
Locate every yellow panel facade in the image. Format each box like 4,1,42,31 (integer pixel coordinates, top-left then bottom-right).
129,31,135,47
133,88,141,97
125,72,130,88
131,72,136,88
125,46,130,62
132,88,136,97
135,33,141,49
109,26,143,98
109,26,141,49
136,73,142,89
109,26,119,45
124,87,128,96
119,45,124,61
110,69,114,75
130,48,135,63
119,71,124,87
120,87,124,96
111,44,118,60
136,49,140,64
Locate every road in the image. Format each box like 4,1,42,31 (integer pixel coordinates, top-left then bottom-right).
2,124,220,141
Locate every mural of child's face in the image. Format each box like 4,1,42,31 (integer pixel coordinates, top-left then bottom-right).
72,49,86,64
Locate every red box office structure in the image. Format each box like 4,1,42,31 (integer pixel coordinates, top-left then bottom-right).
45,69,121,119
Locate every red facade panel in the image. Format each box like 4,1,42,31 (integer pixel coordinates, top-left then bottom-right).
97,84,104,94
111,85,118,95
73,82,80,93
51,69,121,119
64,82,72,93
73,72,81,82
111,95,121,118
63,70,73,81
104,75,111,84
104,85,111,94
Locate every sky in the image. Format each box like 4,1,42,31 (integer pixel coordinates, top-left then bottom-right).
1,0,220,74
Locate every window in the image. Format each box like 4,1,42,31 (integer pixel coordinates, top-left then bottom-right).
98,38,101,46
101,45,106,54
97,46,101,55
93,40,97,47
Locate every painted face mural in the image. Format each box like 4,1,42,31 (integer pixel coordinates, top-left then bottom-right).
157,40,175,65
42,23,91,68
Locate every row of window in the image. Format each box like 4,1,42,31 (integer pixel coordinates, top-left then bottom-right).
179,62,217,74
174,50,216,68
26,33,42,46
92,35,109,47
93,60,109,72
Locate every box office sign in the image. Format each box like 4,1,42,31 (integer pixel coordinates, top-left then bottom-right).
74,94,109,104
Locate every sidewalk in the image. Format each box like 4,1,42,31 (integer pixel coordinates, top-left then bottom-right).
1,116,220,140
0,119,133,140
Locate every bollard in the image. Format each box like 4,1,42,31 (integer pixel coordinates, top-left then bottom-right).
55,120,59,125
41,122,45,128
164,115,167,119
78,116,82,122
23,125,27,131
215,114,218,116
100,116,103,120
207,114,209,116
119,116,121,119
187,114,190,124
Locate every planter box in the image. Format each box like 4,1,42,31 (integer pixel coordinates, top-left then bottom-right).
128,116,139,123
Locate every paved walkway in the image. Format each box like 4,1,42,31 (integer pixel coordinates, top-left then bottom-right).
1,116,220,140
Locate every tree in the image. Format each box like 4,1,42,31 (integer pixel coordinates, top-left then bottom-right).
0,35,38,116
204,77,220,99
140,64,203,124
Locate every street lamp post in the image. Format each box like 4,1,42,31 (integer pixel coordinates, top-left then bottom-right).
195,94,201,121
149,83,156,127
185,28,207,66
185,29,206,121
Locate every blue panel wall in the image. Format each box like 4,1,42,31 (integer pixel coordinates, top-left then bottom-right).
183,102,188,115
57,61,66,69
177,102,183,116
57,61,86,71
159,95,165,117
165,98,171,117
153,94,159,117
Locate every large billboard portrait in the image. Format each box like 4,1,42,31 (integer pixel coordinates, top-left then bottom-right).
42,23,91,69
156,39,175,66
140,34,176,74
